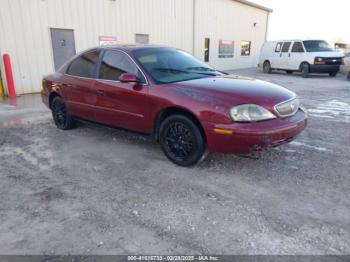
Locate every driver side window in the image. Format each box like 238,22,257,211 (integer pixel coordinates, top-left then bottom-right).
99,50,146,83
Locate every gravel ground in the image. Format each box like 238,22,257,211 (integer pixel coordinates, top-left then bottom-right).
0,68,349,255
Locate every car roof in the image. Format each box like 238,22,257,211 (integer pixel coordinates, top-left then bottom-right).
267,39,327,43
100,44,172,52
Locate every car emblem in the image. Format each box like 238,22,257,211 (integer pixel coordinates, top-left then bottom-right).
332,59,337,63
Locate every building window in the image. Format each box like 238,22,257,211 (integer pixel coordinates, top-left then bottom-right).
241,41,251,56
218,40,234,58
135,34,150,44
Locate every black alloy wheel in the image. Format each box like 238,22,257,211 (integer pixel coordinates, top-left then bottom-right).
51,97,76,130
159,115,206,166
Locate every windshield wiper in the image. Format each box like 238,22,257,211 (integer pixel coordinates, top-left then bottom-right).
153,67,217,76
186,66,216,72
186,66,227,75
152,68,189,74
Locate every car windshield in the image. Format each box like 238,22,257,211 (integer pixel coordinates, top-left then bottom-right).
303,40,334,52
132,48,222,84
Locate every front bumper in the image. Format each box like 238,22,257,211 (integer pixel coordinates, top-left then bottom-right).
203,109,308,154
309,64,340,73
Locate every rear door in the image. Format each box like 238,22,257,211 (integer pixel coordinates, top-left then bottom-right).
64,49,100,121
279,42,292,69
94,50,151,133
271,42,283,68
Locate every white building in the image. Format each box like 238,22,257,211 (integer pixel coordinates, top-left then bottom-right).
0,0,272,95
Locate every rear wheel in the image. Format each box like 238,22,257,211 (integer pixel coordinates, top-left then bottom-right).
263,61,272,74
301,63,309,78
159,115,206,166
51,96,76,130
329,72,337,77
286,70,293,74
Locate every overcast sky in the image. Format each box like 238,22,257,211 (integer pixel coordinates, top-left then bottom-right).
249,0,349,44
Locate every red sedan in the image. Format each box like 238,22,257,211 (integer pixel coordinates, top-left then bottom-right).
41,45,307,166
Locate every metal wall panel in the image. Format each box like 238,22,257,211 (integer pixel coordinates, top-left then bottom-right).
194,0,269,70
0,0,267,94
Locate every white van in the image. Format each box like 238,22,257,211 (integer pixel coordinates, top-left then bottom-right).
258,40,344,77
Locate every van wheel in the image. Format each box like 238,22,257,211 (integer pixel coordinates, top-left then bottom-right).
329,72,337,77
159,115,206,167
263,61,272,74
301,63,309,78
286,70,293,74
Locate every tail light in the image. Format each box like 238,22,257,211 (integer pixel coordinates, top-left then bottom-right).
341,58,345,65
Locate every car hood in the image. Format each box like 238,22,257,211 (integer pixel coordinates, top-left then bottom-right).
168,75,296,109
311,51,344,58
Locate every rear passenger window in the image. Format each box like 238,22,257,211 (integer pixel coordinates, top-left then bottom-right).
292,42,304,53
275,42,283,52
99,50,146,83
67,50,99,78
281,42,291,53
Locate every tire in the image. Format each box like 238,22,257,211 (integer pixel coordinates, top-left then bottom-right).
159,115,206,166
301,63,309,78
263,61,272,74
348,71,350,80
286,70,293,74
329,72,337,77
51,96,76,130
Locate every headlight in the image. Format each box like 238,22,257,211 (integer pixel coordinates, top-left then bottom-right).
229,104,277,122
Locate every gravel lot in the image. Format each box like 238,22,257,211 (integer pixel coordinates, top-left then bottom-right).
0,69,349,255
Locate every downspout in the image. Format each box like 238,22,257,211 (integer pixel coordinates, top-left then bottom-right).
264,12,270,41
192,0,196,55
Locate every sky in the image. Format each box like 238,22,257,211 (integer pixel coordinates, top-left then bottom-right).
249,0,349,44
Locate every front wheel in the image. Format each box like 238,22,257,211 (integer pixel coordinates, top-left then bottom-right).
329,72,337,77
51,96,76,130
159,115,206,166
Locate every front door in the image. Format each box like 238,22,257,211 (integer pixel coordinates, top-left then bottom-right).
94,50,151,133
50,28,76,71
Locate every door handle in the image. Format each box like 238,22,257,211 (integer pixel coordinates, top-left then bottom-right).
96,89,105,95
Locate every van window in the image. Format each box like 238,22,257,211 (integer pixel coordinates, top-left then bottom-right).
275,42,283,52
292,42,304,53
303,40,334,52
281,42,291,53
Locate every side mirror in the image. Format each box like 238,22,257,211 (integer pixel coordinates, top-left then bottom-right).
119,73,138,83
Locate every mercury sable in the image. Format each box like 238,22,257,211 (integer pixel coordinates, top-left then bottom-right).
41,45,307,166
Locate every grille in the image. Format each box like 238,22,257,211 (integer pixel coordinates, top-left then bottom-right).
275,98,300,117
324,57,342,65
